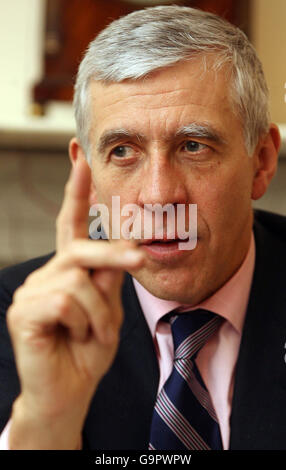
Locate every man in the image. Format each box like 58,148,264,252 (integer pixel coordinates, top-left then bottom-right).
0,5,284,450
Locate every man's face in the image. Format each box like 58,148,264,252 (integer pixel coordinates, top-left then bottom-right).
87,58,257,305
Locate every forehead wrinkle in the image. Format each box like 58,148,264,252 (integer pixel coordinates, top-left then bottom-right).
98,91,194,111
97,93,229,113
92,80,225,111
114,86,196,99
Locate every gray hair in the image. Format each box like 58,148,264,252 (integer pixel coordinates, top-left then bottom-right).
73,5,270,161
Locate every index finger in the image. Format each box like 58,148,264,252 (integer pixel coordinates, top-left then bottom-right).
56,158,91,251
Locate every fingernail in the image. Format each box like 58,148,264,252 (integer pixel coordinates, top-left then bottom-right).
121,250,143,263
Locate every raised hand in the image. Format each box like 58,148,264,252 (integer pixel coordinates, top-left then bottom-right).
7,158,144,449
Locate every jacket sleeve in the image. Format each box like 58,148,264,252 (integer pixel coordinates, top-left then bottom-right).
0,253,55,434
0,274,20,434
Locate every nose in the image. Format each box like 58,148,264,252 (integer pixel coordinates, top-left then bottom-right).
137,153,188,208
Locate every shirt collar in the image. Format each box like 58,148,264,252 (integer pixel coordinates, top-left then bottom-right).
133,231,255,337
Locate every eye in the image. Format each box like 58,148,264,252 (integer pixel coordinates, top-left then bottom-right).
111,145,133,158
182,141,208,153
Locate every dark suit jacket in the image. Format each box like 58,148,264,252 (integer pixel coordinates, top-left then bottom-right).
0,209,286,450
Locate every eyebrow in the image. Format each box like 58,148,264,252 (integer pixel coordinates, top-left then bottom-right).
96,122,226,155
175,123,226,146
96,129,145,155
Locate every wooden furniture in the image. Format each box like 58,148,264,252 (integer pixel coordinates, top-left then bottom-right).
32,0,250,110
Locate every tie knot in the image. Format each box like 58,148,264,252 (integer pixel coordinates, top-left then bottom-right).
165,309,223,360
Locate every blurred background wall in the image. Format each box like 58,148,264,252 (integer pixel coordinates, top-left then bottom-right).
0,0,285,268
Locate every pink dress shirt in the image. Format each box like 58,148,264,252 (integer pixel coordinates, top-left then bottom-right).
0,233,255,450
133,232,255,449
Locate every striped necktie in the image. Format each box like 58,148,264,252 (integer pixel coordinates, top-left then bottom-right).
149,309,223,450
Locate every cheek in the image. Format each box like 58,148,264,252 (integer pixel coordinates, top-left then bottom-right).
92,170,140,229
195,165,253,233
93,161,141,202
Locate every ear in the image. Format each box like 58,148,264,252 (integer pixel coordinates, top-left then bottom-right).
69,136,87,166
251,124,281,200
68,137,97,206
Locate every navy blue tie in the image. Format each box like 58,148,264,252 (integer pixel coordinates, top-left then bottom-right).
149,309,223,450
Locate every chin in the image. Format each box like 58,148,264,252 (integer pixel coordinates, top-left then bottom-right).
136,274,198,304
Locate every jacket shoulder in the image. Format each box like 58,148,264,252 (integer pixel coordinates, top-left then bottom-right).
254,209,286,243
0,253,55,297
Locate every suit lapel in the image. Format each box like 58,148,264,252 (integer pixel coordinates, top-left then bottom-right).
230,218,286,449
83,273,159,450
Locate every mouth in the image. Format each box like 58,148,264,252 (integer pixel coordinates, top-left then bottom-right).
139,233,186,245
140,238,180,246
139,237,194,261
